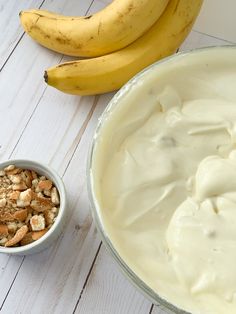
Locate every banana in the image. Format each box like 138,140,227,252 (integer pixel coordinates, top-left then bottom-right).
20,0,169,57
45,0,203,96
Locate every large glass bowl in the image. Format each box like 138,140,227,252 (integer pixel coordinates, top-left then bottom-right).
87,46,235,314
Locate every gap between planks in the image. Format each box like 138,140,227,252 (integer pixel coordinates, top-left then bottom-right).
192,29,236,44
0,258,25,311
61,95,99,177
0,0,46,74
72,242,102,313
149,304,154,314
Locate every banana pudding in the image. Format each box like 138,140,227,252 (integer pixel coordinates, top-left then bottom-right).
90,47,236,314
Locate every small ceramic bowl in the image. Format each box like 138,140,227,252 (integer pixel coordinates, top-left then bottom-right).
0,159,67,255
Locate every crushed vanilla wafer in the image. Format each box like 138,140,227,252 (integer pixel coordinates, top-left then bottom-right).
0,164,60,247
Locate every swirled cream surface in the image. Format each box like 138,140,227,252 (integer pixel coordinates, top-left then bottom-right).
92,47,236,314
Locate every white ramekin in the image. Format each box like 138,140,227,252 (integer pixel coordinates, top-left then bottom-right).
0,159,67,255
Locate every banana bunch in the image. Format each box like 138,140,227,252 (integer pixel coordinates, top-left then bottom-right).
20,0,203,96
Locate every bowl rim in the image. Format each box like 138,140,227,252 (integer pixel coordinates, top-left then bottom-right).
87,45,236,314
0,159,66,254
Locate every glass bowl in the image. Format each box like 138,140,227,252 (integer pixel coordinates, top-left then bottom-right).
87,46,236,314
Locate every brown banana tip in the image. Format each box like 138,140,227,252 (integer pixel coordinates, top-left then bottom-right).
44,71,48,83
19,11,22,17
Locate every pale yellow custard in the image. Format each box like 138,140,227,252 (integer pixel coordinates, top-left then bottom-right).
91,47,236,314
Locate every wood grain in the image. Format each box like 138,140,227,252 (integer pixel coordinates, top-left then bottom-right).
0,0,42,69
76,245,152,314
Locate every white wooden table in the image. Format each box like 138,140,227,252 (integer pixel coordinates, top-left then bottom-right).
0,1,235,313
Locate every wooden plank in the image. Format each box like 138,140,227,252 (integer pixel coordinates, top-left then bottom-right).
180,30,233,52
193,0,236,43
89,0,110,12
0,0,43,69
75,245,152,314
151,305,175,314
